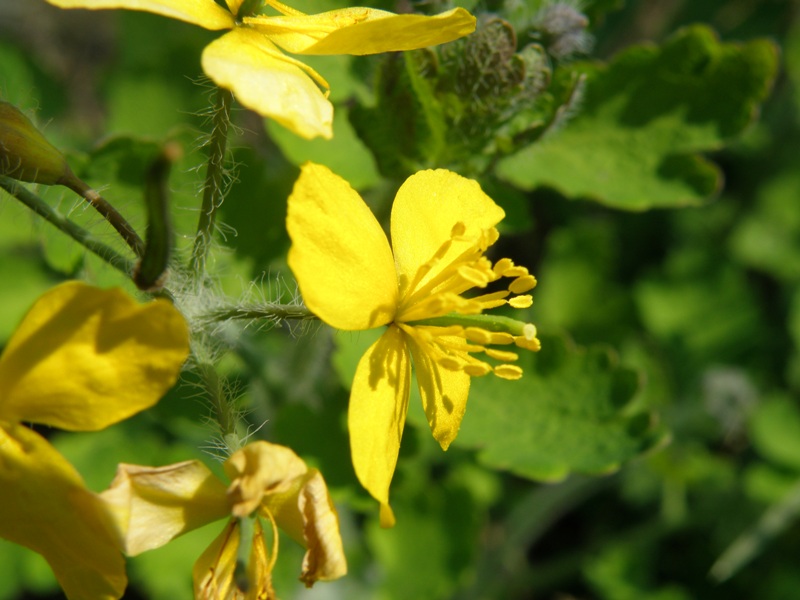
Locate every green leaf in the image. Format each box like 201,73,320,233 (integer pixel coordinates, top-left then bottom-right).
496,25,779,210
0,250,61,343
729,168,800,282
453,334,667,481
749,395,800,472
634,262,762,366
350,51,446,178
0,43,38,108
0,539,24,600
267,106,380,191
365,464,487,599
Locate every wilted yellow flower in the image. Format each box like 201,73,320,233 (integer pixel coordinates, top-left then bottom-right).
0,281,189,600
101,441,346,598
287,163,541,526
45,0,476,139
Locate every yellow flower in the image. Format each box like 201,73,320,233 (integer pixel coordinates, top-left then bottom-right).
101,441,347,598
286,163,541,526
45,0,476,139
0,281,189,600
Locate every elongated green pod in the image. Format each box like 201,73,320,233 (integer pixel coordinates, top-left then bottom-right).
0,101,72,185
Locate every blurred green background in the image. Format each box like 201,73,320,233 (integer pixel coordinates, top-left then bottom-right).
1,0,800,598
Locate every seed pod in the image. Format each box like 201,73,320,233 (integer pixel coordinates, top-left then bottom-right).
0,101,72,185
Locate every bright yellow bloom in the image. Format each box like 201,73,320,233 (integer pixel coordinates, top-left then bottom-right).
0,281,189,600
101,441,346,598
45,0,476,139
286,163,541,526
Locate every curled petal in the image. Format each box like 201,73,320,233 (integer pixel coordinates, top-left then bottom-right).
248,7,476,56
44,0,236,30
258,469,347,586
287,163,398,330
391,171,505,301
348,325,410,523
100,461,229,555
202,28,333,139
225,441,309,518
0,424,126,600
0,282,189,431
194,518,276,600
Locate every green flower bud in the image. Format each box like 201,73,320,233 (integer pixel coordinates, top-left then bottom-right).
0,101,72,185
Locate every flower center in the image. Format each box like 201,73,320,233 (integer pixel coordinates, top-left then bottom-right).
397,221,541,380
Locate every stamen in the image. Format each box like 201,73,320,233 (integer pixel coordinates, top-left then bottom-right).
439,356,462,370
464,327,494,344
402,226,500,308
514,335,541,351
401,231,458,299
464,362,492,376
457,265,492,287
494,364,524,380
487,331,514,345
508,295,533,308
503,266,529,278
493,257,513,276
485,348,519,362
509,275,537,294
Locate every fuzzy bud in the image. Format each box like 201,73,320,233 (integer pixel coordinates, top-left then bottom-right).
0,101,72,185
533,2,593,60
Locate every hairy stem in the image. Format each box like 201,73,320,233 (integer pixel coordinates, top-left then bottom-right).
196,360,237,440
1,175,134,275
62,171,145,257
190,86,233,276
199,303,316,324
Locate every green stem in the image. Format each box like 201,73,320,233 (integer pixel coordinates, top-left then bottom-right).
196,360,236,439
134,143,179,291
200,303,316,324
61,170,145,257
234,516,256,593
0,175,134,275
190,86,233,276
408,312,534,337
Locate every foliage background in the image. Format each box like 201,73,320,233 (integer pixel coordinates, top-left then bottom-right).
1,0,799,598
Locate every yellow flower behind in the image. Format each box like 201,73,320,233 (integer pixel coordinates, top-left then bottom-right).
45,0,476,139
286,163,541,526
0,281,189,600
101,441,347,598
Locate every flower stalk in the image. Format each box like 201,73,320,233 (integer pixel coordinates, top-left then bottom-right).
196,359,238,444
63,175,145,257
199,303,316,324
0,175,135,275
191,86,233,276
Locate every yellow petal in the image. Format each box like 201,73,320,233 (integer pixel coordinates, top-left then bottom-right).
287,163,398,330
44,0,235,30
260,469,347,585
224,0,242,15
405,331,471,450
201,28,333,140
0,423,126,600
194,519,276,600
0,282,189,431
348,325,410,517
100,461,229,555
247,7,476,56
225,441,308,518
391,170,505,299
